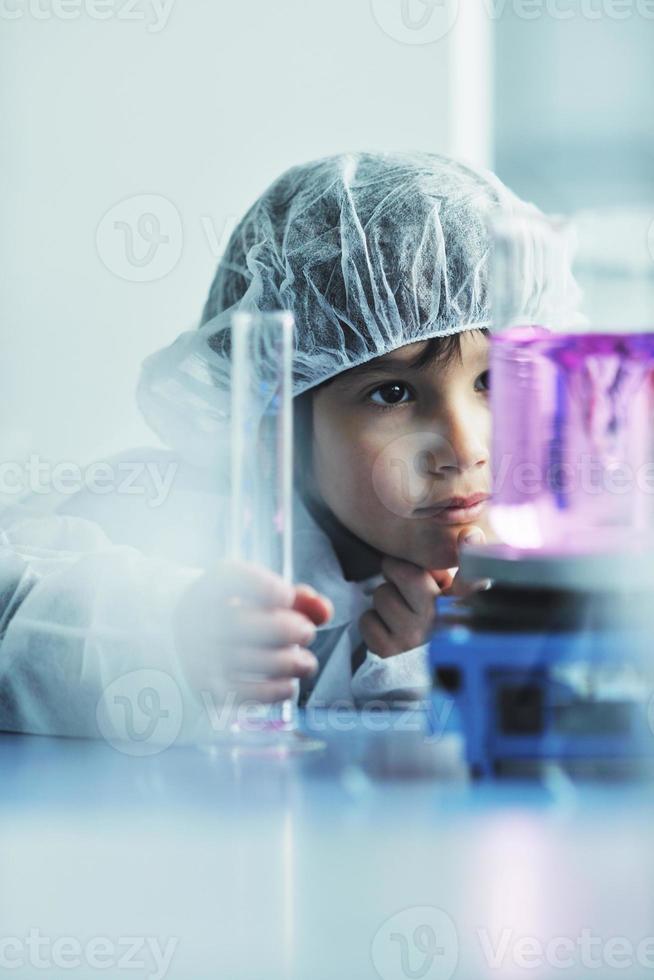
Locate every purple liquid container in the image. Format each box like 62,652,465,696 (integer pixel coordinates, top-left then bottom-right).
490,328,654,553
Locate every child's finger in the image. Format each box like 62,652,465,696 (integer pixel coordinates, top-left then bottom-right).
442,569,492,599
293,585,334,626
456,525,486,552
359,608,397,659
372,582,416,633
429,567,457,592
441,526,490,597
380,557,440,617
222,608,316,647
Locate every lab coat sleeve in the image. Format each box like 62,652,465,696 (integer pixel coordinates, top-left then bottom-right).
350,645,430,706
305,627,357,708
0,515,206,741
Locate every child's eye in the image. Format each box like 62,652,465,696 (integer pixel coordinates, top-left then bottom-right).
369,382,413,407
474,370,491,393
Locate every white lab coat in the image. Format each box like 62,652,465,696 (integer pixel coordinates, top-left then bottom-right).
0,448,430,738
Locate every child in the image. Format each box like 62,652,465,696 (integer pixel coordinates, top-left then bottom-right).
0,152,538,734
140,152,519,710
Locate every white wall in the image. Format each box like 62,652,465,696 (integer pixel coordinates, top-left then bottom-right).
493,5,654,212
1,0,487,469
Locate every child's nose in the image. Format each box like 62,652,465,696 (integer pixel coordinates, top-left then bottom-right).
429,412,489,475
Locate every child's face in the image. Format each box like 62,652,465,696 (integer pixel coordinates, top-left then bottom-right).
311,331,492,570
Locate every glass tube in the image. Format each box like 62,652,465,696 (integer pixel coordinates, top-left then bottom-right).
230,310,298,730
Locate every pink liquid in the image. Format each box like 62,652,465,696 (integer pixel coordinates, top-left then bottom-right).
490,327,654,553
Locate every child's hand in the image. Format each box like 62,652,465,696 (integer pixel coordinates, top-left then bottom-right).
359,527,489,659
359,556,445,659
174,562,333,704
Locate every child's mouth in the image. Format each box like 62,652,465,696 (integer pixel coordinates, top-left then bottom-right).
414,494,489,525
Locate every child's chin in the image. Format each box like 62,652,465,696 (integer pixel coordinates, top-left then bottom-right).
409,538,459,571
384,523,468,570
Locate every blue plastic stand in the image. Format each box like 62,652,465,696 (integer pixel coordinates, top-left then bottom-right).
428,597,654,778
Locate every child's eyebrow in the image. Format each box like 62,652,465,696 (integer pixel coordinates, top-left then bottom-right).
333,343,489,389
468,348,490,367
336,357,423,386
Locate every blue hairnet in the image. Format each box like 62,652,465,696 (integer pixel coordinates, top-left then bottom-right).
137,152,537,466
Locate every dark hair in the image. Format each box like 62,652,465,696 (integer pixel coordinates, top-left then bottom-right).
293,327,489,500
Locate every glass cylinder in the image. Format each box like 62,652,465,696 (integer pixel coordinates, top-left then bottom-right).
230,310,297,726
489,209,654,554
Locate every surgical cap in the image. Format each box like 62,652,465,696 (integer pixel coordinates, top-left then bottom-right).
137,152,540,467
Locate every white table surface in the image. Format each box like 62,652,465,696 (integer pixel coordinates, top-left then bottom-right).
0,712,652,980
